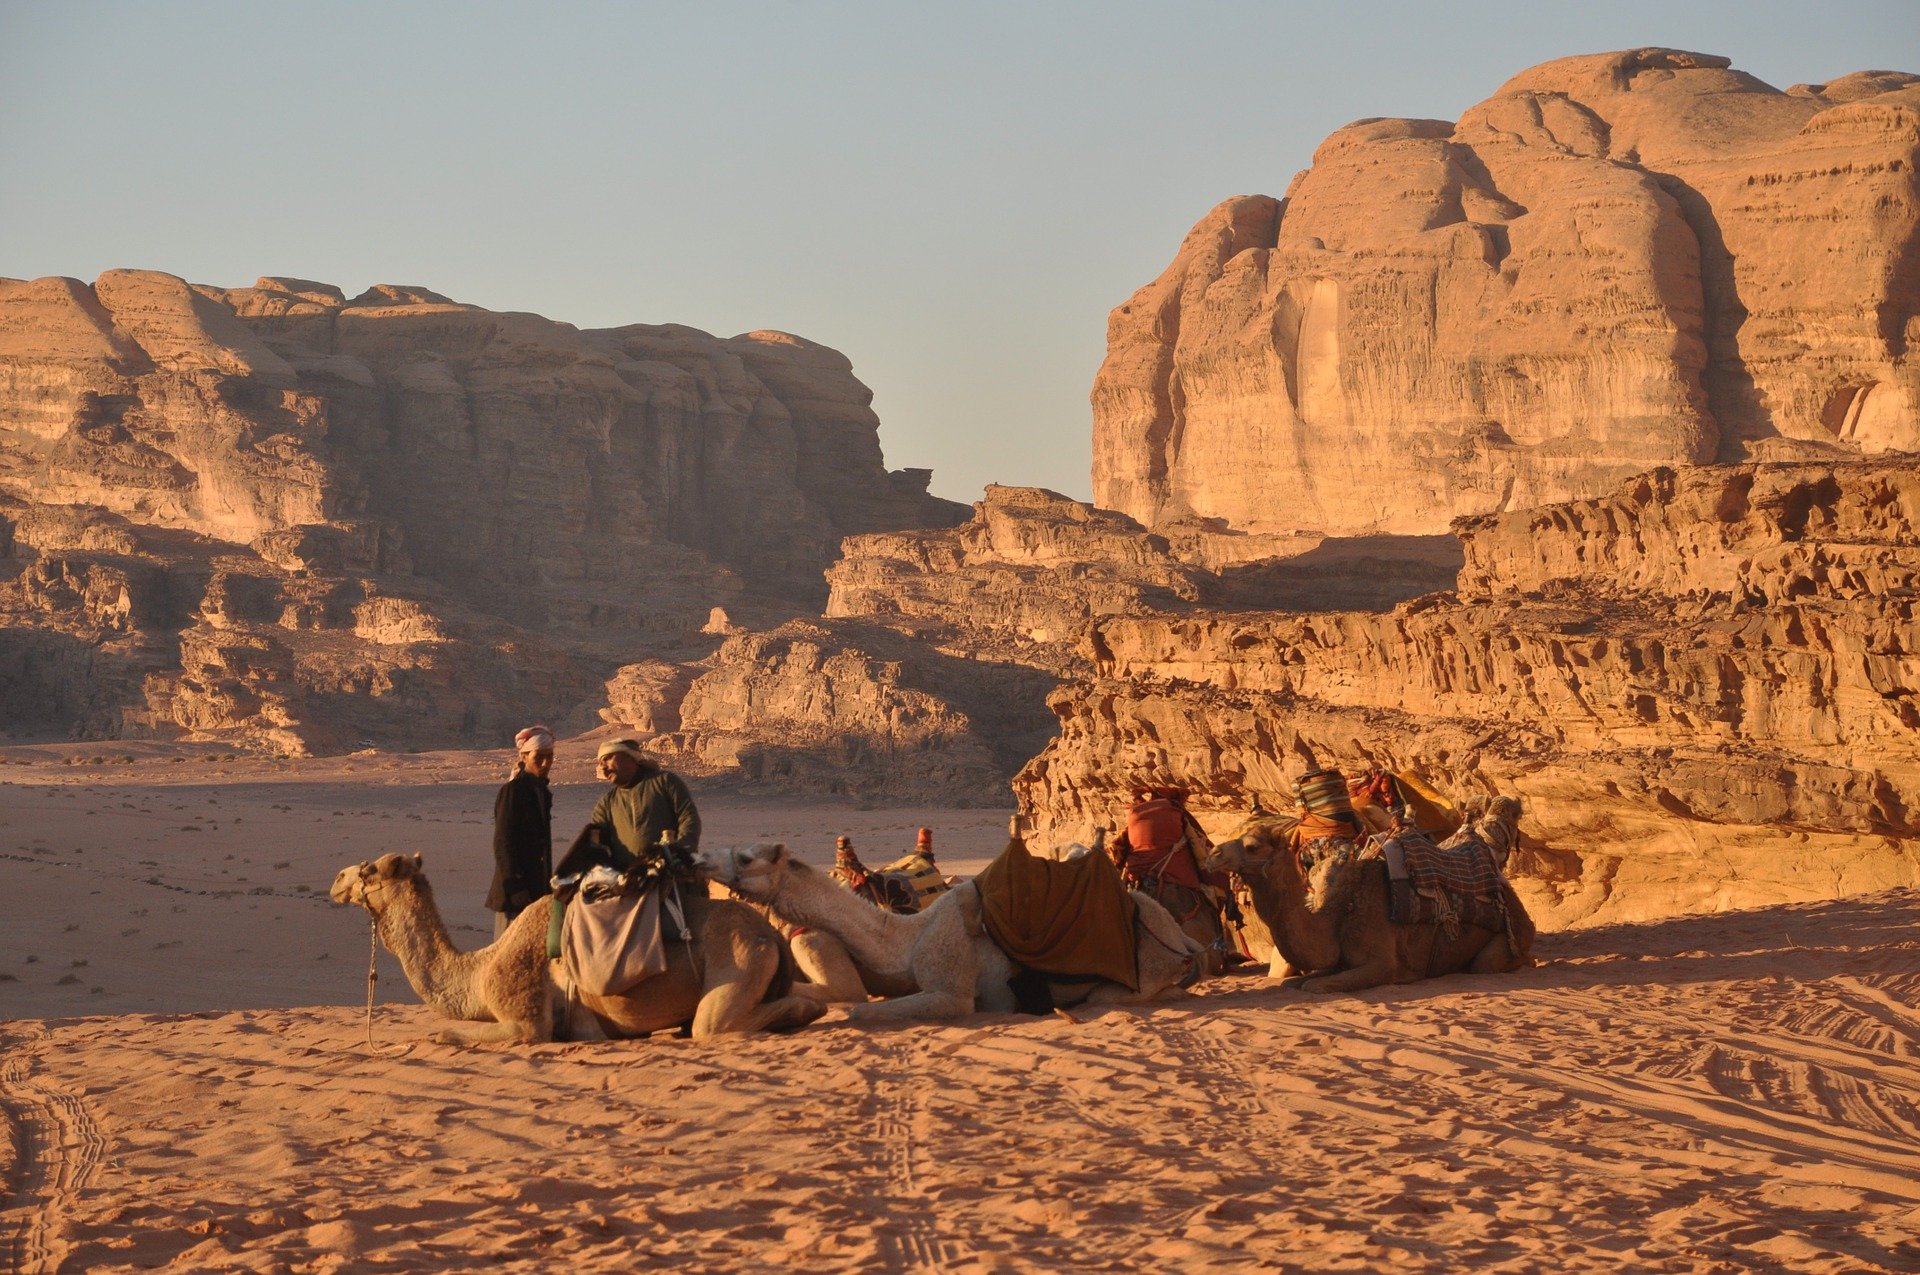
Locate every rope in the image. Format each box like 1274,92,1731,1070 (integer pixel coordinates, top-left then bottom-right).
365,914,379,1051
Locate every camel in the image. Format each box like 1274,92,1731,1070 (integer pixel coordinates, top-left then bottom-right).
329,852,825,1044
700,841,1207,1022
1201,807,1535,994
741,900,914,1005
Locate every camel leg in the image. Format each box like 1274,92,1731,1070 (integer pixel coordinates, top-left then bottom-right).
789,932,869,1004
1299,962,1393,994
561,1000,610,1041
844,989,976,1023
691,932,826,1038
1469,934,1521,974
432,1018,546,1047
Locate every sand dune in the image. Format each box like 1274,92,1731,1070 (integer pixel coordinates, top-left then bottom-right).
4,748,1919,1270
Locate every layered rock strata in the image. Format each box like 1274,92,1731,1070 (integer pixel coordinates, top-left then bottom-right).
0,270,966,750
1015,461,1920,927
1095,49,1920,538
826,484,1458,668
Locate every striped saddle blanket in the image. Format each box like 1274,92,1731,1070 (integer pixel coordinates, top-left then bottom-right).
1376,832,1507,934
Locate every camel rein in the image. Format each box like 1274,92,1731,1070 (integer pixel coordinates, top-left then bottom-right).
366,913,379,1051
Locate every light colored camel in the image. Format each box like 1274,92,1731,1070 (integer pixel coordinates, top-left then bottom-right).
329,852,825,1044
1201,810,1535,994
742,901,914,1006
701,841,1206,1022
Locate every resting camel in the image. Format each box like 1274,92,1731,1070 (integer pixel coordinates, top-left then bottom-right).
742,900,915,1006
329,852,824,1044
1201,806,1535,994
701,841,1206,1022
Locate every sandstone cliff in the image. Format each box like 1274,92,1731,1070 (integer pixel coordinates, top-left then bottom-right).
826,484,1458,667
1094,49,1920,538
1016,460,1920,927
0,271,966,751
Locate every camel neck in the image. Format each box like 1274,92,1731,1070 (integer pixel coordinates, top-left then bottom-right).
374,880,488,1020
1249,849,1342,973
770,866,911,977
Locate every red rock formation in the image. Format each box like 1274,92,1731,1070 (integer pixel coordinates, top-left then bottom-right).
1095,49,1920,537
0,271,966,751
1016,460,1920,927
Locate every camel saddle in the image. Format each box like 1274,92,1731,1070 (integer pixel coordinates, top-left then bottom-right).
1375,831,1507,935
560,867,675,996
973,838,1139,991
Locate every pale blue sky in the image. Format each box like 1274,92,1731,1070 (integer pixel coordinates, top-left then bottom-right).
3,2,1914,503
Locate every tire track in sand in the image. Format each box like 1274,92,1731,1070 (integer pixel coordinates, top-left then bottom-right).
0,1025,107,1274
866,1041,975,1270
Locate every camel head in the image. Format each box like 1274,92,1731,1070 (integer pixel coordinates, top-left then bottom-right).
328,852,426,911
698,841,796,901
1479,795,1522,831
1201,813,1297,877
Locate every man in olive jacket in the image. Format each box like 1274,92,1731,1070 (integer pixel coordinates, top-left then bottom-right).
582,737,700,872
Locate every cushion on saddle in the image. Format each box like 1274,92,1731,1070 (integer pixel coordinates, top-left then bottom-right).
876,853,950,910
973,838,1139,991
562,872,671,996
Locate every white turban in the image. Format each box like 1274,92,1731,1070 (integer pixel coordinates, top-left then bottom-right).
514,724,555,755
595,737,647,763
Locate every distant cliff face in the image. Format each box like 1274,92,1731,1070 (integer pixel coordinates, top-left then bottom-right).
0,271,964,620
0,271,966,750
1094,49,1920,537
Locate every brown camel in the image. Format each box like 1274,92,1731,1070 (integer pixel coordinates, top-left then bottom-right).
329,853,824,1044
1201,812,1535,994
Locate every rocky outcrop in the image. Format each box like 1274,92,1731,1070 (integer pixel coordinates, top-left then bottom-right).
826,485,1207,665
826,485,1459,668
1094,49,1920,538
0,496,604,754
1015,460,1920,927
577,619,1059,804
0,271,967,751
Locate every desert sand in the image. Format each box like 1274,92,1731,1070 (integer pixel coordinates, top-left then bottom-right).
4,745,1920,1272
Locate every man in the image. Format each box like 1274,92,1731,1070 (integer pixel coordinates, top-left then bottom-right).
487,724,555,938
578,737,700,875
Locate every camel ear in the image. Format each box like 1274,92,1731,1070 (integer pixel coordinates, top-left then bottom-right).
763,842,789,866
358,860,377,879
410,852,424,873
374,852,415,880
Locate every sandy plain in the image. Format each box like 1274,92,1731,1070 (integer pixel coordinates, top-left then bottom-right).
3,743,1920,1272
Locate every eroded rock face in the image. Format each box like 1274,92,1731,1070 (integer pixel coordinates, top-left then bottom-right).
1016,460,1920,927
826,484,1459,667
1094,49,1920,537
581,619,1059,804
0,271,966,751
827,485,1206,663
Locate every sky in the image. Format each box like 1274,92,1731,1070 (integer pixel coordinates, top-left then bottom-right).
2,1,1915,504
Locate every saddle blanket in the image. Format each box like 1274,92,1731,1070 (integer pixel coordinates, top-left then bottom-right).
974,837,1139,990
1377,832,1508,934
562,870,670,996
1383,831,1504,899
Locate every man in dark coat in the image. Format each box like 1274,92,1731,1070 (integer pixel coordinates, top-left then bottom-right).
487,724,555,938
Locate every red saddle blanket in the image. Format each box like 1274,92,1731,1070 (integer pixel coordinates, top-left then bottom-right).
974,838,1140,991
